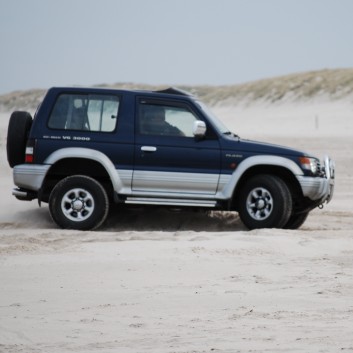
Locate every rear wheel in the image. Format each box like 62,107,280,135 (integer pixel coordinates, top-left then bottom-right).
49,175,109,230
238,174,292,229
7,111,33,168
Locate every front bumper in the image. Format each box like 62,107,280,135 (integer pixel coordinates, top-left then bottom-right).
296,156,335,204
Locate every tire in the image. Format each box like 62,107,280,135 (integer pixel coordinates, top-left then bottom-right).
238,174,292,230
284,212,309,229
6,111,33,168
49,175,109,230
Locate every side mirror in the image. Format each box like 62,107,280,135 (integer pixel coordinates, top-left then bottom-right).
193,120,206,137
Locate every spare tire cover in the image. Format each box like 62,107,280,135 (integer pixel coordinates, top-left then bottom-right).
7,111,33,168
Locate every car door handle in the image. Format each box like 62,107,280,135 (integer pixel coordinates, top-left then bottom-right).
141,146,157,152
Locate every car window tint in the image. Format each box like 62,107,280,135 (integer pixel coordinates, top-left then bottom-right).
48,94,119,132
138,103,197,137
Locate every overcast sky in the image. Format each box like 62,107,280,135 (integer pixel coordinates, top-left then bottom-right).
1,0,353,94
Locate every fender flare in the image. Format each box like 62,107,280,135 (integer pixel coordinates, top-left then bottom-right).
217,155,303,199
44,147,126,193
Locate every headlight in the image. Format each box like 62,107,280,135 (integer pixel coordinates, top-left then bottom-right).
299,156,319,175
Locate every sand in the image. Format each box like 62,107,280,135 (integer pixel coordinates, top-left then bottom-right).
0,101,353,353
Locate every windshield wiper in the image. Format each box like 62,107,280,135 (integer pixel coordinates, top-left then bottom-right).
223,131,240,138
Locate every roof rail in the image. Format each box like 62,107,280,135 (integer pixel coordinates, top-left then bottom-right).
155,87,193,96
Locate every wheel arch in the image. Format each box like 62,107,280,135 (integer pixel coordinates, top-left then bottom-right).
40,148,121,202
227,157,304,210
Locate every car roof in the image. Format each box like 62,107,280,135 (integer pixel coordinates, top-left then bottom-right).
48,86,195,99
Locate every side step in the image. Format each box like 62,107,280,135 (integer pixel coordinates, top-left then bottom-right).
125,197,217,208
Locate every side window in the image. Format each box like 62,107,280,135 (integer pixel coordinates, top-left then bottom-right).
48,94,119,132
138,103,198,137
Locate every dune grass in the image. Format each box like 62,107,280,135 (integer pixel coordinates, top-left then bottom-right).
1,68,353,112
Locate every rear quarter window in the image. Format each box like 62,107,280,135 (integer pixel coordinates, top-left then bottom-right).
48,93,119,132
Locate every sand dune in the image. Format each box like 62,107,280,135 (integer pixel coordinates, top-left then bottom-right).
0,100,353,353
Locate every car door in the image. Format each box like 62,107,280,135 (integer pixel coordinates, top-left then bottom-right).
132,98,221,196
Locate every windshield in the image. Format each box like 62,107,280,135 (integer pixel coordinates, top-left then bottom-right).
197,101,231,135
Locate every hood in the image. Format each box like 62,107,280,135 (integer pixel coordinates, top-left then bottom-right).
223,136,307,157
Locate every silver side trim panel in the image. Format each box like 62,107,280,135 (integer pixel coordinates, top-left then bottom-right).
218,174,232,193
116,169,133,192
132,170,219,195
13,164,51,191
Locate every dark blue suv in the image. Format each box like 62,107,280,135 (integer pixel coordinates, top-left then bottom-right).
7,87,335,230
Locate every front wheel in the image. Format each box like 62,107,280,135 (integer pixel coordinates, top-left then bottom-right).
284,212,309,229
49,175,109,230
238,174,292,230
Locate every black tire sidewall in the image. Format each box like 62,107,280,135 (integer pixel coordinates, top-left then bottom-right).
284,212,309,229
49,175,109,230
238,174,292,229
7,111,33,168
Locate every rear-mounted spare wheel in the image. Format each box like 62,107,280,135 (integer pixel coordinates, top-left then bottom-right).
7,111,33,168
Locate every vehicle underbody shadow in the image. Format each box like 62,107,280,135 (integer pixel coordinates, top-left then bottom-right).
103,205,247,232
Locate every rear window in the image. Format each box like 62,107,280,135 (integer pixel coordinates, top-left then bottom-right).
48,94,119,132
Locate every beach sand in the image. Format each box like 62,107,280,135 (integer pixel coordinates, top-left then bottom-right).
0,101,352,353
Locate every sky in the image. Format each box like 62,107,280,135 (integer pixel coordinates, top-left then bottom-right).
1,0,353,94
